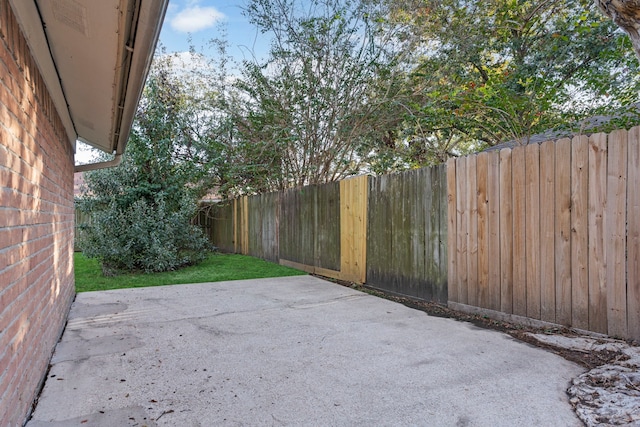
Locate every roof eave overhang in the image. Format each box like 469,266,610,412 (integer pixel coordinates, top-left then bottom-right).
9,0,168,156
8,0,77,149
111,0,169,156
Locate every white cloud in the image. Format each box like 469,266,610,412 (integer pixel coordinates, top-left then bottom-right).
170,6,225,33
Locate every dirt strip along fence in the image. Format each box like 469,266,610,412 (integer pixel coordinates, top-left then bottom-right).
447,128,640,340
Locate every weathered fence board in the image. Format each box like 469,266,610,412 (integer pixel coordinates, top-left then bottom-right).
605,129,628,338
448,126,640,340
525,143,541,320
316,182,341,271
278,189,298,263
487,151,501,311
367,166,447,302
247,193,279,262
366,174,387,289
512,146,527,317
628,127,640,340
434,164,449,301
539,140,556,322
279,184,340,270
447,159,457,303
555,138,572,326
423,169,434,293
571,136,589,330
391,172,410,293
456,157,468,304
499,149,513,314
588,133,608,334
476,152,489,309
467,155,478,307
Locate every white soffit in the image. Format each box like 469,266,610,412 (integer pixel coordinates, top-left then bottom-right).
8,0,77,149
10,0,167,154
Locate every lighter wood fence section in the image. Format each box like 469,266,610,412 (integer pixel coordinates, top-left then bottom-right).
447,127,640,340
340,175,368,283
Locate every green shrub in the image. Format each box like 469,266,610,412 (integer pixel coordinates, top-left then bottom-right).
78,192,209,275
77,58,212,275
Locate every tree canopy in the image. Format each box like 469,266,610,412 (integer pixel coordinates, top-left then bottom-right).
384,0,640,156
226,0,405,190
215,0,640,185
110,0,640,201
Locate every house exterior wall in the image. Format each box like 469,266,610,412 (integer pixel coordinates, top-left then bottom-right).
0,1,76,425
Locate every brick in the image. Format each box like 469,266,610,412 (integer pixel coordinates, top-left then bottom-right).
0,261,25,291
0,3,75,423
0,226,21,248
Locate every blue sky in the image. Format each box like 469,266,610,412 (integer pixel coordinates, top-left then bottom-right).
159,0,270,61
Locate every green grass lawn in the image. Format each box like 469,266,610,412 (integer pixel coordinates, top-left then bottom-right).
74,252,306,293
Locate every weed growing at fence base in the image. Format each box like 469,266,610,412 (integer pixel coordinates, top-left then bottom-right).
74,252,306,293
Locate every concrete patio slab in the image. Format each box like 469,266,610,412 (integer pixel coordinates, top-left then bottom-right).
27,275,583,426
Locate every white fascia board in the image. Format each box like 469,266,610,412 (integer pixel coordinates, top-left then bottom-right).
114,0,169,155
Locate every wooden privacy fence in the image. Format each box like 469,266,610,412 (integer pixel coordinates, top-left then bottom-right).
200,172,449,301
367,166,448,302
200,126,640,340
278,176,368,283
447,128,640,340
199,176,369,284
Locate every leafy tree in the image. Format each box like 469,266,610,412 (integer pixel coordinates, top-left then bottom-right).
77,56,210,275
125,0,640,204
223,0,406,191
383,0,640,157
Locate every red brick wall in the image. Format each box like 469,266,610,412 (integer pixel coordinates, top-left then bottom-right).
0,1,75,425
